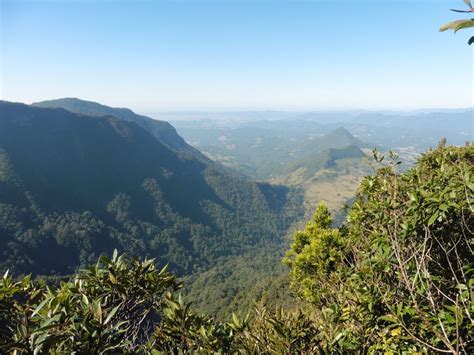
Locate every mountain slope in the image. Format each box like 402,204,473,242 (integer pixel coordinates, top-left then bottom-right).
281,145,367,181
173,122,371,180
32,98,196,155
297,127,367,158
0,101,303,276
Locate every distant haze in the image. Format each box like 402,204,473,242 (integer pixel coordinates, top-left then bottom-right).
146,108,473,122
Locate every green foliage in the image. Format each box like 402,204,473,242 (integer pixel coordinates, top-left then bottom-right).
1,99,473,352
440,18,474,32
0,101,303,279
0,252,319,354
1,144,472,353
0,252,180,353
285,144,474,352
284,203,346,304
440,0,474,45
182,248,300,321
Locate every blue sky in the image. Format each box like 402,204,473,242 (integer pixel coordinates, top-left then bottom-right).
1,0,473,111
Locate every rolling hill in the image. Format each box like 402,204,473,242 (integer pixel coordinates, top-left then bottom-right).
279,145,367,182
173,121,372,180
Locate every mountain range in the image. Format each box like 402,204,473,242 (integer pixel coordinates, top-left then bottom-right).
2,98,469,318
0,100,302,277
33,98,199,157
173,120,371,180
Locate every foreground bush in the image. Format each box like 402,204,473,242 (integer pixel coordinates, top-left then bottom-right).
285,143,474,352
0,251,181,353
0,252,322,353
1,144,472,353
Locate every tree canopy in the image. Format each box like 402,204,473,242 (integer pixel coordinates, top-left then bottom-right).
2,143,472,353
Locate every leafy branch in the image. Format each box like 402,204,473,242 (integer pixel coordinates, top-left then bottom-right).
440,0,474,45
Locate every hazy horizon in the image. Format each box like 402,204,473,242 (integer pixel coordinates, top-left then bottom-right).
3,96,473,118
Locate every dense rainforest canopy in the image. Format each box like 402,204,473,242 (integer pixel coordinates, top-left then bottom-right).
0,101,302,277
1,143,472,353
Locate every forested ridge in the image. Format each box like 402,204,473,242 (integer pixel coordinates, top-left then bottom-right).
0,101,303,277
32,98,198,156
1,143,472,353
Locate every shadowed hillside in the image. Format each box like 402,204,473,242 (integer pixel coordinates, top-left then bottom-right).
33,98,201,157
0,101,303,277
